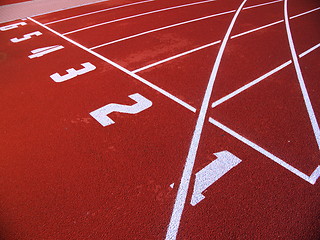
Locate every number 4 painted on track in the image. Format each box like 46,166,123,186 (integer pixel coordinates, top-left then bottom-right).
28,45,64,59
90,93,152,127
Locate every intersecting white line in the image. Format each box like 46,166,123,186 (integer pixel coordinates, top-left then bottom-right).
132,5,319,73
290,6,320,19
210,42,320,108
63,0,217,35
299,43,320,58
284,0,320,149
231,19,284,39
89,10,235,49
44,0,155,25
209,118,320,185
165,1,247,239
211,61,292,108
132,40,222,73
242,0,282,10
88,0,284,49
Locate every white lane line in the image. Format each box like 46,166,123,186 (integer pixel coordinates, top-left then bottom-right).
231,20,283,39
284,0,320,149
165,1,247,239
88,0,291,49
212,42,320,107
63,0,216,35
290,6,320,19
89,10,235,49
132,21,282,73
45,0,155,25
211,61,292,108
242,0,283,10
30,0,111,18
132,40,221,73
132,7,320,73
28,17,196,113
299,43,320,58
209,118,320,185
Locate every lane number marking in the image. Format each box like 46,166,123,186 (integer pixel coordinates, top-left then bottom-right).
11,31,42,43
28,45,64,59
50,62,96,82
0,22,26,31
90,93,152,127
190,151,242,206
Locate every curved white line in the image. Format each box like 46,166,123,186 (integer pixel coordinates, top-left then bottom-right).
284,0,320,149
165,1,247,239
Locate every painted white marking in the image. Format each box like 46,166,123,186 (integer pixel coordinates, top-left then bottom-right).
211,61,292,108
170,183,174,189
45,0,155,25
89,10,235,49
88,0,287,49
28,17,196,113
28,45,64,59
231,20,283,39
132,40,221,73
299,43,320,58
50,62,96,82
209,118,320,185
290,6,320,19
0,21,26,31
90,93,152,126
242,0,283,10
133,8,320,73
10,31,42,43
27,16,320,185
166,1,247,239
190,151,241,206
284,0,320,149
63,0,216,35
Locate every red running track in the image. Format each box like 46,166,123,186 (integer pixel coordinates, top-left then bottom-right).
0,0,319,239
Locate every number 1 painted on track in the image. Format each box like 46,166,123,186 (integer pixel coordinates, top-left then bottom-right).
190,151,242,206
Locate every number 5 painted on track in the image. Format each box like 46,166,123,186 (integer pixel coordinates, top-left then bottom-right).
0,22,26,31
50,62,96,82
11,31,42,43
90,93,152,127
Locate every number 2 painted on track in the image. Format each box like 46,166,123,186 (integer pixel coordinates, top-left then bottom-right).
11,31,42,43
50,62,96,82
90,93,153,127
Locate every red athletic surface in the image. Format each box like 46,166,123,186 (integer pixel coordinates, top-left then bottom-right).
0,0,319,239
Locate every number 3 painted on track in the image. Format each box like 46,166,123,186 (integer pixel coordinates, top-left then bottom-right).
50,62,96,82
